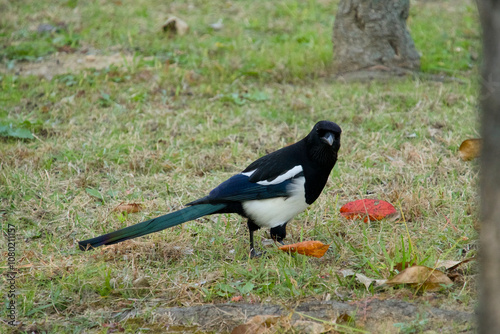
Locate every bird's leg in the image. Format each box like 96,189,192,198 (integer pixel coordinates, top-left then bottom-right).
247,219,261,258
270,223,287,246
249,229,260,258
271,223,296,257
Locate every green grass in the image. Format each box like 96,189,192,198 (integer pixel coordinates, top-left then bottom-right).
0,0,480,332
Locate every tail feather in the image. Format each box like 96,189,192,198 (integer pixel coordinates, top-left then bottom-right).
78,203,226,251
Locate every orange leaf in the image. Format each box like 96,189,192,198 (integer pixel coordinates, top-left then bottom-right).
459,138,481,161
231,295,243,302
279,240,330,258
340,199,397,223
113,203,143,214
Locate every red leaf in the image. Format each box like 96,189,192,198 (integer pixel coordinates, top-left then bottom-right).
340,199,397,223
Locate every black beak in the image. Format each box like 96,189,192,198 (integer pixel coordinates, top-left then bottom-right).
321,132,334,146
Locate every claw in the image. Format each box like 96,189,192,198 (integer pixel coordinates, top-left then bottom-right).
250,248,262,258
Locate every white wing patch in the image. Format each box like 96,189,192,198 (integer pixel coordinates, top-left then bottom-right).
242,176,308,229
241,170,256,177
256,165,303,186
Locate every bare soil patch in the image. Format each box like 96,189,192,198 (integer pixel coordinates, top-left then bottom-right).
113,299,474,333
1,52,134,79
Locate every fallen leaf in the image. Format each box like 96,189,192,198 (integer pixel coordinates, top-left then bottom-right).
435,260,461,270
209,19,224,30
339,268,355,277
113,203,143,214
231,295,243,302
231,315,281,334
386,265,453,291
0,123,34,139
57,45,77,53
336,312,355,324
445,257,476,271
279,240,330,258
133,277,150,288
435,257,476,272
459,138,481,161
86,187,104,201
394,260,417,272
340,199,397,223
444,258,476,282
162,16,189,36
339,269,386,290
355,273,387,290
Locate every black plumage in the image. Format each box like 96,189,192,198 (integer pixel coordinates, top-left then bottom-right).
78,121,341,257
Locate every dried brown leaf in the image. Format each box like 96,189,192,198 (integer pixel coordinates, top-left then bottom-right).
386,265,453,291
133,277,150,288
446,257,476,271
394,260,417,272
459,138,481,161
435,257,475,270
435,260,461,270
113,203,143,214
162,16,189,36
231,315,282,334
339,269,386,290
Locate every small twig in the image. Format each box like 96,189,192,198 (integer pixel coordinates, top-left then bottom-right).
441,214,459,232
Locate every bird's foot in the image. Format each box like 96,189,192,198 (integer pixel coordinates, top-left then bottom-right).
270,236,285,246
250,248,267,258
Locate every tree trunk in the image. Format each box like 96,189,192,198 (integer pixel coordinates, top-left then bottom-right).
477,0,500,332
332,0,420,74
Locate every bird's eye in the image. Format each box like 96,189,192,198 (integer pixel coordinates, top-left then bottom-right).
318,129,334,138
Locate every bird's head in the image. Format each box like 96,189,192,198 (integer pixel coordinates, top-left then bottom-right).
307,120,342,165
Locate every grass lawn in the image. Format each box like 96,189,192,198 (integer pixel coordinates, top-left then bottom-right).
1,0,480,332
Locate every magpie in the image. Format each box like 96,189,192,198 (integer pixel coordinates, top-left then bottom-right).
78,121,341,257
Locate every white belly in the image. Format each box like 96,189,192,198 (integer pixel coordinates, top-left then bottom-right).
242,177,308,228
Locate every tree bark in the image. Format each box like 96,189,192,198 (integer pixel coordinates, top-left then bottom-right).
477,0,500,332
332,0,420,74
